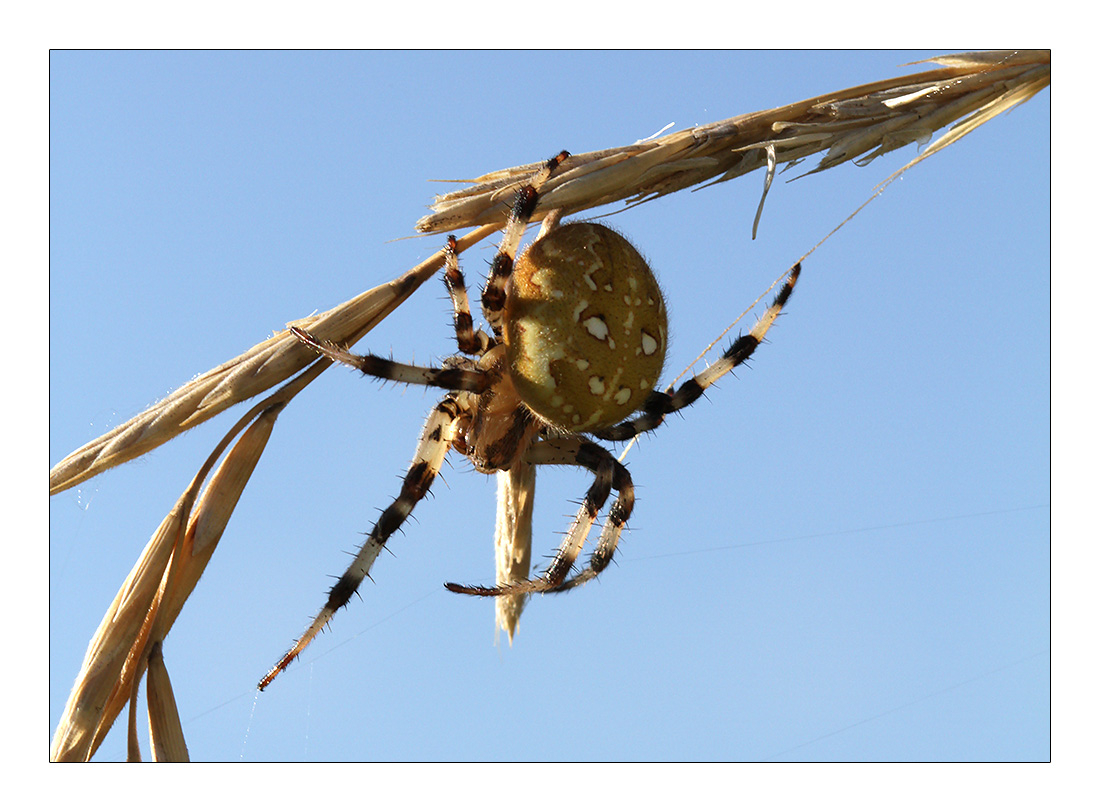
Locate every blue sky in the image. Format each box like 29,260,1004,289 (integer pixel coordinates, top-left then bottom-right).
50,51,1050,763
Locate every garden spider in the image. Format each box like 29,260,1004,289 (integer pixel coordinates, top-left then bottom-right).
258,150,800,689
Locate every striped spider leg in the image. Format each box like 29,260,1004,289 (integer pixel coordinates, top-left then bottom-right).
260,146,801,688
257,385,470,690
592,262,802,444
259,152,568,688
557,261,802,591
480,151,570,336
447,261,802,598
445,435,635,597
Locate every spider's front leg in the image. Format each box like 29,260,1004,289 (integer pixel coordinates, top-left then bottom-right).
444,436,634,597
290,326,492,393
259,393,468,689
480,150,570,335
441,234,494,357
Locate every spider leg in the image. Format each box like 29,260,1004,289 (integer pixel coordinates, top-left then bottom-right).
444,436,633,597
259,393,466,689
442,234,493,357
291,326,492,393
481,150,570,335
548,441,635,593
593,263,801,442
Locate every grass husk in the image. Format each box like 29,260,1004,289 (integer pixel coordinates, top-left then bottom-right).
48,225,500,496
50,51,1049,760
50,369,316,761
416,51,1048,236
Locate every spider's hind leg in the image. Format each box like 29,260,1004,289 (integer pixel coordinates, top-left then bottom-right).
444,436,634,597
593,262,802,442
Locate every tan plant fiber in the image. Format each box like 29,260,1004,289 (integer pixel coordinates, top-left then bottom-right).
48,224,500,496
416,51,1048,236
494,460,538,642
51,371,315,761
50,51,1049,760
145,642,188,762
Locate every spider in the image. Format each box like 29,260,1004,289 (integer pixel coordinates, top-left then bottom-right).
258,151,800,689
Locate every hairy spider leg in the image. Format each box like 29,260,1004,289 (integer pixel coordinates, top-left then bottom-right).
259,393,467,690
442,234,494,357
593,263,801,443
549,443,636,593
444,436,634,597
289,326,492,394
481,150,570,336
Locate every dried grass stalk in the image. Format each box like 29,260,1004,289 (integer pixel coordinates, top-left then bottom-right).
470,49,1049,646
49,52,1048,499
494,461,537,641
146,642,188,762
416,51,1049,236
51,51,1049,760
48,224,500,496
50,368,316,761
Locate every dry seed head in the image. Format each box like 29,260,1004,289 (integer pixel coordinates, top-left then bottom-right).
503,223,667,432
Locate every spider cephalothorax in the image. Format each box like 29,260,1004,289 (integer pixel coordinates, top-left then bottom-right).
259,151,800,689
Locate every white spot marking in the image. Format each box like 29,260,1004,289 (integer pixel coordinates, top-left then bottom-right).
614,388,632,405
572,299,589,323
641,331,659,356
584,316,609,341
588,377,606,395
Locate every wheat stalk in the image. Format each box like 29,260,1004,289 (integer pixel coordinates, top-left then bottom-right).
49,51,1049,760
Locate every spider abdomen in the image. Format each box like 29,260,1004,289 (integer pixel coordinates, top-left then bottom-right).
503,222,668,432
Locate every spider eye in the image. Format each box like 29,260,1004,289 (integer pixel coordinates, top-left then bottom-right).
503,222,668,432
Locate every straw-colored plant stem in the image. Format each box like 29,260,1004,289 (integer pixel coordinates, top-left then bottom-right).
49,51,1049,761
494,460,538,642
415,52,1049,237
48,229,481,761
51,373,306,761
48,225,500,497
